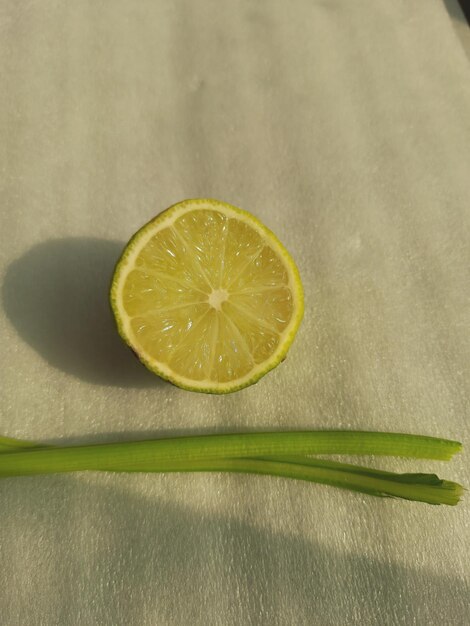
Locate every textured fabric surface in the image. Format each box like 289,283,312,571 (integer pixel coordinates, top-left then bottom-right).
1,1,469,624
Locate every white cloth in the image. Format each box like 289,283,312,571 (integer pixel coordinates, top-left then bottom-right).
1,1,469,624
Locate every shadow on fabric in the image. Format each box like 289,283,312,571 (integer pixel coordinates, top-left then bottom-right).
0,475,468,625
1,237,163,388
443,0,470,24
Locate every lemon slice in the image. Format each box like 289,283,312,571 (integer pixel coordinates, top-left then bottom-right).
110,199,304,393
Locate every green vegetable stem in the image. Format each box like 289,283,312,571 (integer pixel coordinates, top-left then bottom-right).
0,431,464,506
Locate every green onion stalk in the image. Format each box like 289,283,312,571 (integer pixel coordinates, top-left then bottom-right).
0,431,464,506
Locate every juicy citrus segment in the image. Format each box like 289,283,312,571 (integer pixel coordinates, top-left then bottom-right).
111,199,304,393
173,210,229,289
221,301,280,365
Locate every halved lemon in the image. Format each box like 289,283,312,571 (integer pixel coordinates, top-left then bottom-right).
110,199,304,393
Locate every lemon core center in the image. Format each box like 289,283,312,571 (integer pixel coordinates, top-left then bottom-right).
208,288,229,310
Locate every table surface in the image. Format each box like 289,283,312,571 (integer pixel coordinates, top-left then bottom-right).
1,1,469,625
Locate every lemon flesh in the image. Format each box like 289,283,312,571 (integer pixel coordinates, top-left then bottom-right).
110,199,304,393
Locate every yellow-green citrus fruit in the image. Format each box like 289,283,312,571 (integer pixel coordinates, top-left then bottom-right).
110,199,304,393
